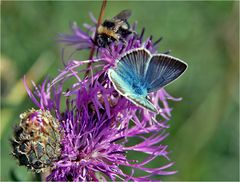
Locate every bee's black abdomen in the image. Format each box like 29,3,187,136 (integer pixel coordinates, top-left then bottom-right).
102,20,115,28
118,27,132,38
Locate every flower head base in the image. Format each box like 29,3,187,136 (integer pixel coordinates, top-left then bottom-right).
11,109,62,173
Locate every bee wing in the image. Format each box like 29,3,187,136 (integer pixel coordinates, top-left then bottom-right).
113,9,132,21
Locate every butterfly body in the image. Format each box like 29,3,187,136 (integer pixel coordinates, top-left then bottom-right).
108,48,187,112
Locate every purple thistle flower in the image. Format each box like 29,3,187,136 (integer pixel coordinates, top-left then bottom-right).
18,9,186,181
25,73,177,181
23,45,181,181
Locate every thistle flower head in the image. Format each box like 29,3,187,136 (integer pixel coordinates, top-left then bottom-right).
28,79,176,181
23,52,179,181
12,8,186,182
11,109,61,173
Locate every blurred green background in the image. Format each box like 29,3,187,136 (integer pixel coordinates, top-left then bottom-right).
1,1,239,181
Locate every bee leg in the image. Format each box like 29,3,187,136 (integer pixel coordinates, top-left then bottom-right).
131,29,138,35
120,37,127,46
90,37,96,46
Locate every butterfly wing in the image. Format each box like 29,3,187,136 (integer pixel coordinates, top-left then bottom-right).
145,54,187,93
126,94,157,112
108,48,187,112
115,48,151,81
108,48,158,112
108,68,134,96
108,68,157,112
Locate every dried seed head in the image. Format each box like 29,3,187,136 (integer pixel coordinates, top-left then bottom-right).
11,108,62,173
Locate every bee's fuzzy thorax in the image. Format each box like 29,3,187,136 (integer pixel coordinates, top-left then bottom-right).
97,25,119,40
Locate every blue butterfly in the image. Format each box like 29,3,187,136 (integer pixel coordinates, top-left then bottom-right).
108,48,187,112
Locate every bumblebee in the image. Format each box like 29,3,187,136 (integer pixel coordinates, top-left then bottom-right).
95,9,134,48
